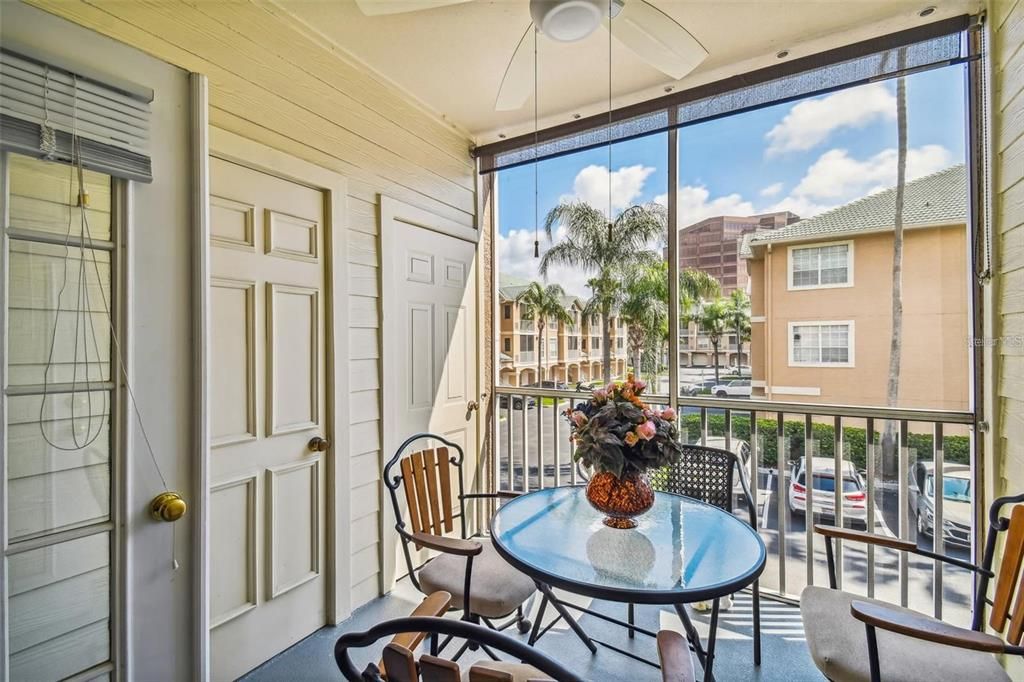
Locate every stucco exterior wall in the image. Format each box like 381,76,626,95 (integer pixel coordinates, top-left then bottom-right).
750,225,969,409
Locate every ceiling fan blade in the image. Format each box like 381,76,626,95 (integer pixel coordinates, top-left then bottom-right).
354,0,472,16
606,0,708,80
495,25,536,112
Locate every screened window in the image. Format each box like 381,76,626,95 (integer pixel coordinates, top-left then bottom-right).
504,338,511,352
503,304,511,319
790,322,853,366
789,242,852,289
3,152,117,680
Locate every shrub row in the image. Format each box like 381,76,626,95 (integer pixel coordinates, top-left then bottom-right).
678,414,969,470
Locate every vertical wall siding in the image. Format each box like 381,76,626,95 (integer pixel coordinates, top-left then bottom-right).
23,0,476,611
994,7,1024,675
993,0,1024,507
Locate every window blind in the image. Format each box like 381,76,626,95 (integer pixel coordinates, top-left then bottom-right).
0,49,153,182
476,15,970,174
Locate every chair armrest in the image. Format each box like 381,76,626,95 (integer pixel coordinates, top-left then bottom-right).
406,531,482,556
657,630,696,682
815,525,991,575
850,600,1006,654
814,524,917,552
462,491,521,500
380,592,453,676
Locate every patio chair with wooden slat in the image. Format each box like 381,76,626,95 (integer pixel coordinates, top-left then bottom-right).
334,590,697,682
384,433,535,659
801,491,1024,682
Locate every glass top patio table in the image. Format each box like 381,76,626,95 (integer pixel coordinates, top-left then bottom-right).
491,486,766,605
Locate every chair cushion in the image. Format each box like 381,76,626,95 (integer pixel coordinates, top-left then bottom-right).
418,538,535,619
801,585,1010,682
462,662,552,682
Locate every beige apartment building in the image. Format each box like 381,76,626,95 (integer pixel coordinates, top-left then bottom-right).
498,284,628,386
744,165,969,410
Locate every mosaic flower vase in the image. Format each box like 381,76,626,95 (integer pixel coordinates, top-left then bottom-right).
585,470,654,529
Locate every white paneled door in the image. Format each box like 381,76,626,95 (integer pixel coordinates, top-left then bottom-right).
209,156,330,681
381,198,479,587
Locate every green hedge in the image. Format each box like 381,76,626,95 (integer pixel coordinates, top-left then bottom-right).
679,414,969,470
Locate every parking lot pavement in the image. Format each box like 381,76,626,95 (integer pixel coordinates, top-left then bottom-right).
497,404,975,625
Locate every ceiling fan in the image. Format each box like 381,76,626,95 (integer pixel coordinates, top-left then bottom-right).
353,0,708,111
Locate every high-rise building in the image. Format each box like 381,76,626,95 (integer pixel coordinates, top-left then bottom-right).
677,211,800,293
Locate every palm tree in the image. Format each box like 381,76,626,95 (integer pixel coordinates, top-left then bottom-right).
516,282,573,384
884,53,909,468
540,201,665,384
697,298,730,384
620,261,669,383
725,289,752,377
680,268,720,301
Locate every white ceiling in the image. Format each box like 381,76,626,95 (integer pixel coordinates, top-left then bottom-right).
275,0,979,145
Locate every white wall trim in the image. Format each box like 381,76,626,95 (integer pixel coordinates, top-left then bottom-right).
208,127,352,627
750,315,766,323
787,319,856,368
0,153,9,682
787,239,855,291
771,385,822,396
189,72,211,682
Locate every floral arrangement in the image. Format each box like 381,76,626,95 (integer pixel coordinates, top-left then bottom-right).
565,374,684,478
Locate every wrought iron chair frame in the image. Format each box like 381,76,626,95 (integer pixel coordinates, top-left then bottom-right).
384,432,531,658
813,492,1024,682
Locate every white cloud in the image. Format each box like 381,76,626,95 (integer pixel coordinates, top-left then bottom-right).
759,182,783,197
765,83,896,157
791,145,953,200
653,185,756,227
498,225,596,299
766,144,954,219
559,164,655,215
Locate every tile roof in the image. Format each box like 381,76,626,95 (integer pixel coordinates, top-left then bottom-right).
745,164,966,255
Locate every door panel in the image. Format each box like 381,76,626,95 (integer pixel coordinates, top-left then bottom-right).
209,156,328,681
382,200,479,586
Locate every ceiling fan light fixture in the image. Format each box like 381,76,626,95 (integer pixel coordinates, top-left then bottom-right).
530,0,604,42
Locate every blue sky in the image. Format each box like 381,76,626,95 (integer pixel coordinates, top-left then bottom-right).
498,65,967,296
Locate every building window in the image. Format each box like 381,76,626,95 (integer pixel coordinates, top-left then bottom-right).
503,304,511,319
568,337,579,350
789,321,854,367
522,336,534,351
504,338,511,352
789,241,852,289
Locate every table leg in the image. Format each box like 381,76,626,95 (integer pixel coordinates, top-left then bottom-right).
528,592,550,645
536,581,597,654
673,602,717,682
703,599,720,682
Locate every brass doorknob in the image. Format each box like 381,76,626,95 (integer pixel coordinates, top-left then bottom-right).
150,491,187,522
308,436,330,452
467,400,480,412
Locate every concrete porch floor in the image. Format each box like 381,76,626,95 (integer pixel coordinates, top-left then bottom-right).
241,579,824,681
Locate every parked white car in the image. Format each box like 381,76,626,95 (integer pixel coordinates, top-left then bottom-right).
712,379,752,398
725,364,752,376
787,456,868,528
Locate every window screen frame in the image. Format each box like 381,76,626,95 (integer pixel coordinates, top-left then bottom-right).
0,150,126,682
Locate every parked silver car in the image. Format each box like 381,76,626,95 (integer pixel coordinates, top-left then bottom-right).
909,462,972,548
